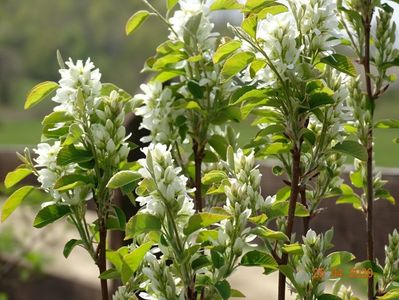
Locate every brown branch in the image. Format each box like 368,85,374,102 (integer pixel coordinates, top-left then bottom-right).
278,145,301,300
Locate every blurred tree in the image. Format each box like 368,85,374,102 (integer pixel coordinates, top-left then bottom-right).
0,0,167,107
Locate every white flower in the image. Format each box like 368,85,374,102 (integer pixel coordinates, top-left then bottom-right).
37,168,58,190
33,141,61,169
52,58,102,115
137,143,195,220
304,229,317,244
134,82,180,145
168,0,216,49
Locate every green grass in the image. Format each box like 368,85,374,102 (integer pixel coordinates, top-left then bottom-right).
0,119,41,146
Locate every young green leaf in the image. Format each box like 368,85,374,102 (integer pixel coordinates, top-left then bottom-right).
241,250,278,270
221,52,255,81
210,0,242,10
54,174,92,192
33,204,71,228
1,186,35,222
333,140,367,161
167,0,179,10
328,251,356,268
99,268,120,280
107,171,141,189
125,214,161,239
4,168,33,189
57,145,93,166
376,289,399,300
125,10,151,36
215,280,231,300
320,54,356,77
375,119,399,129
24,81,58,109
123,241,154,273
281,243,303,255
63,239,83,258
184,213,230,235
202,170,228,185
213,40,242,64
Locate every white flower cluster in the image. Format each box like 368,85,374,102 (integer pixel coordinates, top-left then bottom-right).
91,90,130,165
292,229,332,298
133,82,180,145
136,144,194,223
168,0,216,50
379,229,399,293
33,142,91,206
225,149,264,213
255,12,301,84
52,58,102,115
243,0,341,86
140,253,180,300
289,0,340,54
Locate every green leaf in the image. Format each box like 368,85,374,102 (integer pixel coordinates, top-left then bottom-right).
257,124,285,137
333,140,367,161
244,0,278,12
99,268,120,280
309,92,335,109
125,10,150,35
232,88,270,105
253,226,289,242
54,174,92,192
241,250,278,270
1,186,35,222
187,80,204,99
57,145,93,166
215,280,231,300
257,4,287,18
192,256,211,270
221,52,255,81
213,40,242,64
336,184,362,210
4,168,32,189
107,171,141,189
211,249,225,269
63,239,83,258
350,170,363,188
328,251,356,268
320,54,356,77
42,111,74,125
375,119,399,129
152,54,185,70
242,15,258,38
209,135,228,159
260,142,290,156
202,170,228,185
167,0,179,10
101,83,132,102
33,204,71,228
355,260,384,275
318,294,342,300
282,243,303,255
276,186,291,202
24,81,58,109
184,213,230,235
231,289,246,297
248,214,268,225
123,241,153,273
377,289,399,299
211,0,242,10
266,202,309,219
125,214,161,239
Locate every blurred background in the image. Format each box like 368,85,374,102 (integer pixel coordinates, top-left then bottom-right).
0,1,399,299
